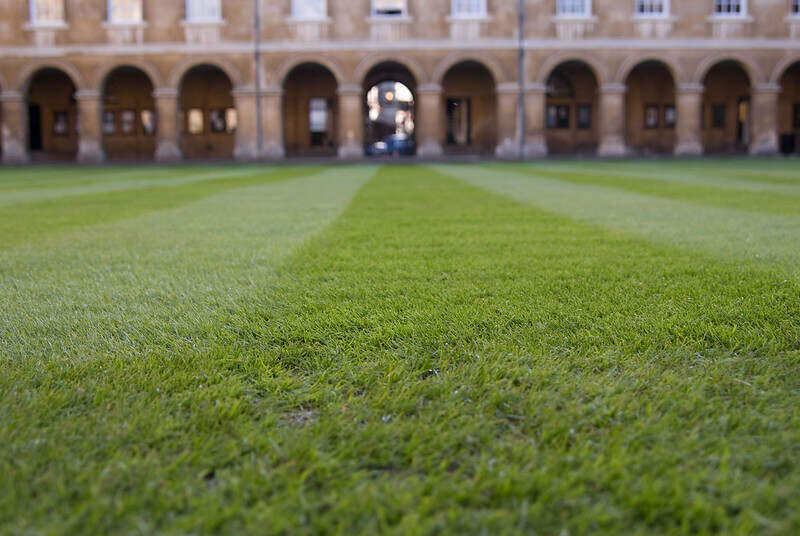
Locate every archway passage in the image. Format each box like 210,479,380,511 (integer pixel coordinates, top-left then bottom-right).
545,61,599,155
702,61,751,154
363,62,416,157
625,61,676,154
778,61,800,155
283,63,339,157
441,61,497,155
179,65,235,160
102,67,156,161
26,68,78,161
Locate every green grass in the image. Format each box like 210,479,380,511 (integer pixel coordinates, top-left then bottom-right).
1,159,798,535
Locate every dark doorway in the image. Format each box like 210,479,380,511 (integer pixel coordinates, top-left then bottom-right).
28,105,42,151
446,98,471,146
737,97,750,147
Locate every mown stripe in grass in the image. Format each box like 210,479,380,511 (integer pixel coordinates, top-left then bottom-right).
0,166,322,250
439,163,800,274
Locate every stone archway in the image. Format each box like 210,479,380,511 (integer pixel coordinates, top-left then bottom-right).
544,61,599,155
101,66,156,161
362,61,417,157
178,64,235,160
702,60,752,154
441,60,497,155
25,68,78,161
625,60,677,154
283,63,339,157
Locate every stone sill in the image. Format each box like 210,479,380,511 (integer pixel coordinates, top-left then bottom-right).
446,15,490,22
286,16,332,23
632,14,676,22
23,22,68,30
552,15,598,22
366,16,413,24
706,15,754,23
102,21,148,29
181,19,226,27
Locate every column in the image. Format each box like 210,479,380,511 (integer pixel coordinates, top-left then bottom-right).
597,84,628,157
1,91,29,165
749,83,780,155
232,87,259,161
261,87,285,159
495,83,520,159
76,90,104,164
337,84,363,159
153,88,181,162
674,83,703,156
416,83,443,158
523,84,547,158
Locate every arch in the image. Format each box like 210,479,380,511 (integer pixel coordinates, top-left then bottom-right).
770,54,800,85
616,55,683,86
624,60,677,154
276,56,345,87
536,52,608,86
16,60,84,92
355,54,425,87
168,57,242,90
693,54,762,85
282,63,340,157
94,59,163,91
433,52,506,85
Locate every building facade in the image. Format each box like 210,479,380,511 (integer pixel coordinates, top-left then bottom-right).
1,0,800,163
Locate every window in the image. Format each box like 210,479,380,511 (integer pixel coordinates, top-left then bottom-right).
793,0,800,15
102,111,116,135
141,110,156,135
186,0,221,22
644,105,659,128
712,105,726,128
108,0,142,23
635,0,668,16
547,105,571,129
292,0,326,19
372,0,407,16
556,0,591,16
577,104,592,129
452,0,486,18
53,111,69,136
446,98,471,145
187,109,204,134
713,0,746,16
30,0,65,25
309,98,330,146
664,105,676,128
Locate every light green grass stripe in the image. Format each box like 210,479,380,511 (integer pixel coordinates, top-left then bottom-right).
527,162,800,195
0,166,193,190
0,165,378,361
435,164,800,272
0,167,274,207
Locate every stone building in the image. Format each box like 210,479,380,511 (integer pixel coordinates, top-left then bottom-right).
1,0,800,163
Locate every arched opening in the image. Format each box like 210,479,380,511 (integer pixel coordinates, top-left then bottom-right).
441,61,497,155
702,61,751,154
101,66,156,161
625,61,676,154
544,61,599,155
283,63,339,157
778,61,800,155
25,68,78,161
179,64,235,160
363,62,416,157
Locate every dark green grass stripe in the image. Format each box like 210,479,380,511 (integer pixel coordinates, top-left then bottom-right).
0,166,319,250
496,164,800,217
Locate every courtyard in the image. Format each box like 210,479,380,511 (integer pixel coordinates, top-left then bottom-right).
1,159,799,533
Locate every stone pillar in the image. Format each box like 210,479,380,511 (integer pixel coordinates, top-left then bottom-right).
232,87,259,161
416,83,443,158
749,83,780,155
76,90,104,164
495,82,521,159
261,87,285,159
153,88,182,162
598,84,628,157
1,91,29,165
523,84,547,158
674,83,704,156
337,84,363,159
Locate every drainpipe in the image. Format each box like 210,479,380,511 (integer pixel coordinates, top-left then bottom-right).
254,0,263,156
517,0,526,160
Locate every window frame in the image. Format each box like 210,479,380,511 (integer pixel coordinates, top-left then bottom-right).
634,0,670,18
450,0,488,19
792,0,800,17
371,0,408,18
29,0,66,27
555,0,592,18
107,0,143,25
185,0,222,23
712,0,747,18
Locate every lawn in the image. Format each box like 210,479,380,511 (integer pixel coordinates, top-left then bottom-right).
1,159,798,535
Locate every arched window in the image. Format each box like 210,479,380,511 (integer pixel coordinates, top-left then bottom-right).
291,0,327,19
186,0,221,22
29,0,65,26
